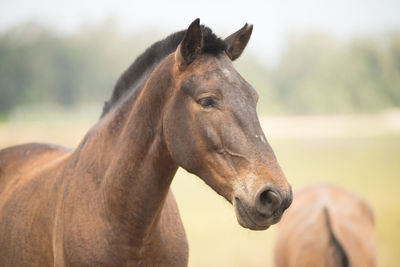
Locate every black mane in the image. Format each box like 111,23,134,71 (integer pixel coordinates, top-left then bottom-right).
100,25,226,118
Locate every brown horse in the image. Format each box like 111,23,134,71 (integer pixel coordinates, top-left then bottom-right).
274,184,376,267
0,19,292,266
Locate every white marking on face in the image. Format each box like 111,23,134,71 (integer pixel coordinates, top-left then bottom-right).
222,68,235,83
222,68,231,76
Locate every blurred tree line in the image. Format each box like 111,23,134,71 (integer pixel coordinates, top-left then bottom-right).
0,21,399,118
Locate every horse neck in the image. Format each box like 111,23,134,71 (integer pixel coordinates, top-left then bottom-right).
71,56,178,242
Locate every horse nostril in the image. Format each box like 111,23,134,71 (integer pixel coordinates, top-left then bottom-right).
255,186,282,216
260,190,277,205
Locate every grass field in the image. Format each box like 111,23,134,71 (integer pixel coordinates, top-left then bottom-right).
173,135,400,267
1,107,399,267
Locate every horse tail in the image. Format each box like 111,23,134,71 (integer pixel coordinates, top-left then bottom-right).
323,206,350,267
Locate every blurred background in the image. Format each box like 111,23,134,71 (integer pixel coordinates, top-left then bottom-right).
0,0,399,266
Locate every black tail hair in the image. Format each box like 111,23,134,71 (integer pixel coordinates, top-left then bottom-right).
323,207,350,267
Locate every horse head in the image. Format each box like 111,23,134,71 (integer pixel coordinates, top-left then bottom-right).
162,19,292,230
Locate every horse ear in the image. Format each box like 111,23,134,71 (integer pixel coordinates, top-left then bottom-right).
224,23,253,61
176,18,203,69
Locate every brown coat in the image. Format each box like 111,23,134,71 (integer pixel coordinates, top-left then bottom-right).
274,184,376,267
0,19,292,266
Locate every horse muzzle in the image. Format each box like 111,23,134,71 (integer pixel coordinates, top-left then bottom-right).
233,185,293,230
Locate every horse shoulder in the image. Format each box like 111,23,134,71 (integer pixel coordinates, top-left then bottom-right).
55,189,188,267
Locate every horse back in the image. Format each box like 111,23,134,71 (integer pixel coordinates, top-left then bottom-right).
0,142,70,266
324,185,376,267
274,184,376,267
0,142,69,180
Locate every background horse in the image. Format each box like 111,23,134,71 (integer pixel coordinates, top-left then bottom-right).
0,19,292,266
274,184,376,267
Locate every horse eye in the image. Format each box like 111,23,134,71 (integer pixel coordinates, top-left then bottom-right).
198,97,215,109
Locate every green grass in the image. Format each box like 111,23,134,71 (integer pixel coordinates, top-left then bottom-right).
1,112,399,266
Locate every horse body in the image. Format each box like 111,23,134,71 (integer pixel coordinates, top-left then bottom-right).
0,140,187,266
0,19,292,266
0,58,188,265
274,184,376,267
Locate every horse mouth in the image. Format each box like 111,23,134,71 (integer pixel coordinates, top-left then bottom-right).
234,197,281,231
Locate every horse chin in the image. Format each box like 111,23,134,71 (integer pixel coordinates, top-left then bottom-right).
233,197,272,231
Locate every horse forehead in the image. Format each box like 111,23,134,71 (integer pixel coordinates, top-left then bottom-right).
207,67,240,85
197,54,236,77
201,60,242,86
190,55,253,96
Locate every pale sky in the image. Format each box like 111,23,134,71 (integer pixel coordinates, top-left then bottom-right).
1,0,400,63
